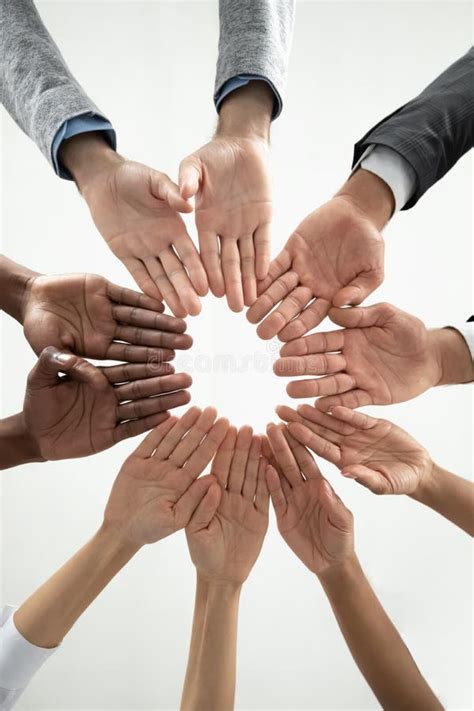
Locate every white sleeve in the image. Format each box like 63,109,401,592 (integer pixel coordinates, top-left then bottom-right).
448,322,474,360
0,606,58,710
353,144,417,212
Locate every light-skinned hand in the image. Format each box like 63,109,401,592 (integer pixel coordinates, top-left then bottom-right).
22,346,192,460
266,423,354,575
104,407,229,546
185,426,269,584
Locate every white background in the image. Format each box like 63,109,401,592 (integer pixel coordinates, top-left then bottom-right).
1,1,472,709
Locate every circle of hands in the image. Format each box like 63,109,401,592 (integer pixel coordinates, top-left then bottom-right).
19,137,449,579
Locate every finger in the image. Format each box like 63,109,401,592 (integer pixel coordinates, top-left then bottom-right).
247,271,298,326
296,404,355,436
159,247,202,317
184,417,230,479
117,389,190,421
254,223,271,281
178,156,202,200
113,411,171,444
255,248,292,296
341,464,390,495
255,458,270,512
175,477,218,532
150,170,193,213
319,479,353,530
329,303,394,329
266,423,301,487
287,373,356,399
239,234,257,307
315,389,373,412
111,305,186,333
174,233,209,297
261,435,279,471
287,422,341,466
144,257,187,318
257,287,313,340
278,298,331,342
279,331,345,358
330,406,378,431
28,347,108,392
242,435,262,501
266,465,287,518
211,426,238,488
106,343,175,364
184,478,222,533
114,325,192,351
282,428,322,481
332,270,383,308
114,372,192,402
170,407,218,468
227,426,253,493
199,231,225,297
276,404,345,445
131,415,178,457
106,281,164,313
274,353,346,378
153,406,201,459
221,238,244,312
121,258,163,302
103,361,175,384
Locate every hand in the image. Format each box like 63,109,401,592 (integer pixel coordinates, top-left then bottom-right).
266,424,354,575
275,302,444,408
59,134,208,317
179,82,273,312
22,347,192,460
104,407,229,546
247,170,393,341
278,404,432,496
185,426,269,584
23,273,192,361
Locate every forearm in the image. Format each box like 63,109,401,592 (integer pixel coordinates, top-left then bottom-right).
58,131,122,195
410,463,474,535
430,327,473,385
14,524,139,649
0,255,38,323
319,556,442,710
181,575,241,711
0,413,43,470
216,81,273,141
336,168,395,231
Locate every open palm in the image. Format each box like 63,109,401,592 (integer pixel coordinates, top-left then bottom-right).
276,302,441,408
247,196,384,341
186,426,269,584
179,137,272,311
23,273,191,362
279,404,431,496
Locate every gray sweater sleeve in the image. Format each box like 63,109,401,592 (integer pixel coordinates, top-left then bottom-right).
215,0,295,116
0,0,110,168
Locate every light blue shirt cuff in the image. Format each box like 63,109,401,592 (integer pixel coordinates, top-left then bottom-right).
51,114,116,180
214,74,282,119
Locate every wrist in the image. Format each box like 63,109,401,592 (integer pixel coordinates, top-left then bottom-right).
196,573,242,599
317,553,362,591
409,459,437,504
94,522,142,564
430,327,473,386
58,131,123,194
0,412,44,469
0,255,40,324
217,81,273,141
336,168,395,231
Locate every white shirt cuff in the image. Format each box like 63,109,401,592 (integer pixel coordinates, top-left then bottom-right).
353,144,417,212
0,605,58,696
448,322,474,360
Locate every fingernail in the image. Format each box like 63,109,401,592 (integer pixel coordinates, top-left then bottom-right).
342,471,358,480
327,407,334,415
55,352,73,363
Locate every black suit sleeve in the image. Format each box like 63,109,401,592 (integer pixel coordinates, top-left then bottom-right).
352,47,474,209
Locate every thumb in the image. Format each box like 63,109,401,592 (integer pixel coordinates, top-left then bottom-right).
332,271,382,308
185,477,222,533
28,347,108,392
150,171,192,213
319,479,353,531
178,157,202,200
329,302,393,329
